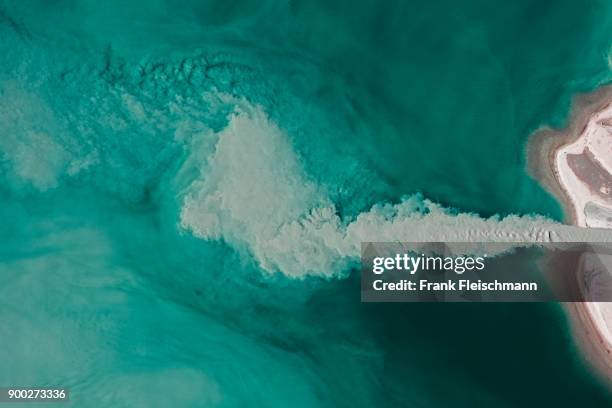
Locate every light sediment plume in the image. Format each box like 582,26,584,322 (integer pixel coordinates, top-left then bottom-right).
181,102,612,278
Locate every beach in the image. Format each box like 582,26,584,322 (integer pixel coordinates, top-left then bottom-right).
528,85,612,385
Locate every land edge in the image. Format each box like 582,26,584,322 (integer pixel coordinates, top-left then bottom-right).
526,84,612,387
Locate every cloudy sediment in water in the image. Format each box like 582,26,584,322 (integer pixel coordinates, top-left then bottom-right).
1,1,612,406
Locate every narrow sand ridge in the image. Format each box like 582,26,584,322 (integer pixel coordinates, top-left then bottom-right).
529,86,612,384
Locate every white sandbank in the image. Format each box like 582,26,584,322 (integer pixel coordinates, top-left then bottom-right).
529,86,612,385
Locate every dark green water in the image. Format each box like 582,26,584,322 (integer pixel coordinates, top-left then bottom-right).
0,0,611,406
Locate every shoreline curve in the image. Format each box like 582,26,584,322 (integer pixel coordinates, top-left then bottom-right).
527,84,612,386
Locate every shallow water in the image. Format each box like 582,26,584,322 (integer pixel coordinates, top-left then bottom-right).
1,1,611,406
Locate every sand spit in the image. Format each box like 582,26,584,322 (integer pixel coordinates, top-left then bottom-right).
528,85,612,385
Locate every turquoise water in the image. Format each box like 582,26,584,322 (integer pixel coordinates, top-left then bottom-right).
1,0,612,406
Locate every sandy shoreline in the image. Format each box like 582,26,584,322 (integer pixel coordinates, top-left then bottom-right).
527,85,612,224
527,84,612,386
566,302,612,385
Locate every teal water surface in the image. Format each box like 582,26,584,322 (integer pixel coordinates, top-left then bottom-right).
1,0,612,406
